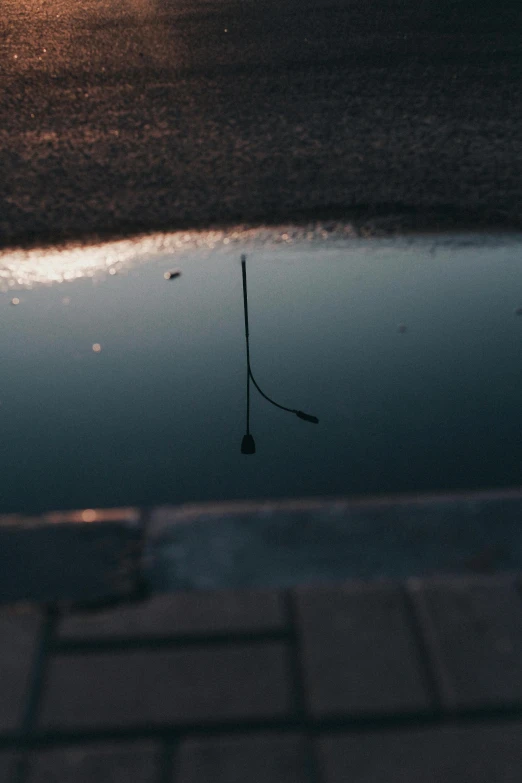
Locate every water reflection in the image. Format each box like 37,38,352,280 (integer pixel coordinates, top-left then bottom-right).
2,232,522,515
240,254,318,454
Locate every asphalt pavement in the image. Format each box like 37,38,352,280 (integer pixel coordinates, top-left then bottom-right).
1,0,521,248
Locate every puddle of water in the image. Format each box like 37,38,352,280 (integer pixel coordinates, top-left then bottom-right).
1,228,521,514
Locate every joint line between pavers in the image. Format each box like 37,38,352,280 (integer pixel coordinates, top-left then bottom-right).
13,756,26,783
284,590,322,783
14,608,60,783
512,576,522,617
22,609,60,736
404,580,454,711
157,738,176,783
54,628,290,655
15,706,522,752
400,582,443,713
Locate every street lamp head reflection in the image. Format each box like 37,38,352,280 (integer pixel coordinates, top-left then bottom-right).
241,433,256,454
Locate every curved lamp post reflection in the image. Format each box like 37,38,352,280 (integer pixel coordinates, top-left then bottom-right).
241,254,318,454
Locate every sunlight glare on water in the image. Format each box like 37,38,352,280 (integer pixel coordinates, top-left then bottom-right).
0,224,356,291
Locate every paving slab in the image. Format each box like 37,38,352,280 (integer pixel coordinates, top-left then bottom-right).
58,589,285,641
39,644,292,730
174,734,310,783
26,742,159,783
408,575,522,710
0,509,141,604
294,582,431,717
0,753,19,783
4,567,522,782
0,607,42,732
318,722,522,783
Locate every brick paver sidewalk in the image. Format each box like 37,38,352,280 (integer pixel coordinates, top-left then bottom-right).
3,574,522,782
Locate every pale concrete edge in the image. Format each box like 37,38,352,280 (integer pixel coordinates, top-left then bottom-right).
146,487,522,532
2,491,522,604
142,489,522,592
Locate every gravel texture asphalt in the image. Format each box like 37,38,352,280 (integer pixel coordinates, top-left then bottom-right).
1,0,521,248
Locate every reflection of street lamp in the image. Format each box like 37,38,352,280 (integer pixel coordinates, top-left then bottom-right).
240,255,318,454
241,432,256,454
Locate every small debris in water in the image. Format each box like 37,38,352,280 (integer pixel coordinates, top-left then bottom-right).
10,297,20,306
397,323,407,334
92,343,102,353
515,307,522,316
164,269,182,280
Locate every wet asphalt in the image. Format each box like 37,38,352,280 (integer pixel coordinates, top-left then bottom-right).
1,0,521,248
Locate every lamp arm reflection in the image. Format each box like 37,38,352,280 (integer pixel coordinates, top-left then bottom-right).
248,366,318,423
241,256,319,425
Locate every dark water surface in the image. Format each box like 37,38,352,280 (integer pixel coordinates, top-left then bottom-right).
1,230,522,514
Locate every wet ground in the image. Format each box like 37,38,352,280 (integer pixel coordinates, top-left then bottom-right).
1,228,522,515
1,0,521,247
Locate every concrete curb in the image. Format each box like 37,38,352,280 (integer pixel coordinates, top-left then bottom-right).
0,508,142,605
145,488,522,591
3,488,522,604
